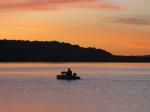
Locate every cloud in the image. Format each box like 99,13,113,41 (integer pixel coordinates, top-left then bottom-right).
0,0,120,11
104,16,150,25
78,2,121,10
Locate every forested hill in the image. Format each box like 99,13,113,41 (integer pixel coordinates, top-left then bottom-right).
0,39,112,62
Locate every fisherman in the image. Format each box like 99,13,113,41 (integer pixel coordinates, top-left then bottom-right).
66,68,72,77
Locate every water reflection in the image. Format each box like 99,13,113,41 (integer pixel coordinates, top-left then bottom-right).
0,63,150,112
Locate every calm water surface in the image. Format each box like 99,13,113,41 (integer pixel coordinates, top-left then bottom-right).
0,63,150,112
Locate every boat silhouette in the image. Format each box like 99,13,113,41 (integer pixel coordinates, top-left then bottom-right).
56,71,81,80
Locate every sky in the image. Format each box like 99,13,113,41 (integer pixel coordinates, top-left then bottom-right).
0,0,150,55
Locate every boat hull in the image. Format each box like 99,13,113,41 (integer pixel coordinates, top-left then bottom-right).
56,75,80,80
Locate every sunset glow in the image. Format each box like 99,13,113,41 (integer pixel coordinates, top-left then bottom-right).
0,0,150,55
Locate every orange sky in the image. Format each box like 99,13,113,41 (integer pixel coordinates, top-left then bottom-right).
0,0,150,55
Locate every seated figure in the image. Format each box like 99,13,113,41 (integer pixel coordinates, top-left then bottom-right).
66,68,72,77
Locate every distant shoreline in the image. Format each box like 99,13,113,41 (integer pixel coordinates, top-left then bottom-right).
0,39,150,62
0,56,150,62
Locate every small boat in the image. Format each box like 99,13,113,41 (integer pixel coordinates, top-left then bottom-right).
56,72,81,80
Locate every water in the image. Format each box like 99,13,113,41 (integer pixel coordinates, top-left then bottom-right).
0,63,150,112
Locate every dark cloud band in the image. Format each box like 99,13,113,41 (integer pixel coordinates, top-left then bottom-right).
104,16,150,25
0,0,120,11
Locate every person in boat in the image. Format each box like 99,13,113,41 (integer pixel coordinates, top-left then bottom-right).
66,68,72,77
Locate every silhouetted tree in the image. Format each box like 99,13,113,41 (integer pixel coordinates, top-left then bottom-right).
0,39,112,62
